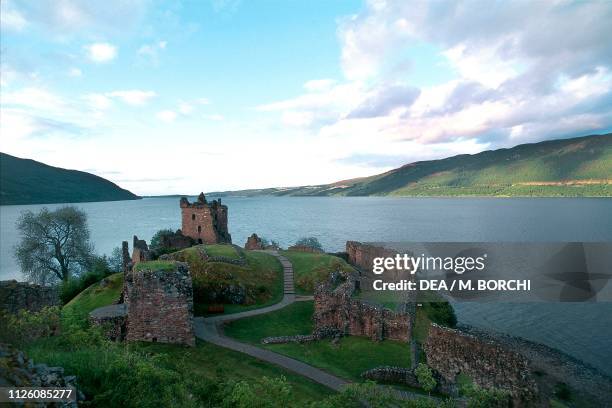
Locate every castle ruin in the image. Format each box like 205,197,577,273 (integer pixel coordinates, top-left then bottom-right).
180,193,231,244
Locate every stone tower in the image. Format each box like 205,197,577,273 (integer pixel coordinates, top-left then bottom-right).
180,193,231,244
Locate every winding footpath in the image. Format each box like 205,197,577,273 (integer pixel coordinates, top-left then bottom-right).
193,251,349,391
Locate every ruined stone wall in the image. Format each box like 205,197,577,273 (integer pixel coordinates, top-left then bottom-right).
313,272,412,342
180,193,231,244
346,241,397,273
0,280,59,313
287,245,322,253
159,230,193,251
132,235,152,265
125,262,195,346
424,323,538,404
244,233,264,250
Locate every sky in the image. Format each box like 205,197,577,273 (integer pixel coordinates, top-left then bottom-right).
1,0,612,195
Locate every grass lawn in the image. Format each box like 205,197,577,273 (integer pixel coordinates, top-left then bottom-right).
281,251,355,295
24,338,333,405
133,260,176,272
204,244,240,259
224,301,411,382
63,272,124,319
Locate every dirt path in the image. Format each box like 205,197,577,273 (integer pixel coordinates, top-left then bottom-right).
193,251,350,391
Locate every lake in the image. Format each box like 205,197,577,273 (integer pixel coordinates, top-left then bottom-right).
1,196,611,375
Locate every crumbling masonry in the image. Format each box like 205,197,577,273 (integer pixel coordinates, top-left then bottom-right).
313,271,412,342
180,193,231,244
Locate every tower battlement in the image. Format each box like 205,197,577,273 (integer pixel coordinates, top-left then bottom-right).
180,193,231,244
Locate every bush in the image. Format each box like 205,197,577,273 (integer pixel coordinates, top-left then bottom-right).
554,382,571,401
150,229,175,250
462,384,511,408
415,363,436,395
293,237,323,252
0,306,61,346
59,255,114,304
223,375,292,408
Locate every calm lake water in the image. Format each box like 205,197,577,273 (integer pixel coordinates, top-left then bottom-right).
1,196,611,374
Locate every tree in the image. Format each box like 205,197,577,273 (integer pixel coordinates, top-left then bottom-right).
294,237,324,252
15,206,93,284
415,363,437,395
150,228,174,250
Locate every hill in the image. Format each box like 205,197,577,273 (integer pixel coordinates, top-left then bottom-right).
0,153,140,205
210,133,612,197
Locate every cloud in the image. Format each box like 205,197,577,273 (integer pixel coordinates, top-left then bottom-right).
85,42,117,63
1,1,28,31
137,40,168,63
347,84,420,119
106,90,156,105
68,67,82,77
156,110,177,122
6,0,147,35
84,94,112,110
178,102,194,114
205,114,224,121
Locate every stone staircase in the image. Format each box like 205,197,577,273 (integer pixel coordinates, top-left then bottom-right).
276,253,295,295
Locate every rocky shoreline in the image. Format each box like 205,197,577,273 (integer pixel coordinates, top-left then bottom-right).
458,324,612,406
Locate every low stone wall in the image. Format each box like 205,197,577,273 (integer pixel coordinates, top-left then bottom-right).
0,343,83,404
361,366,456,395
313,271,412,342
124,262,195,346
424,323,539,404
0,280,59,314
89,304,127,341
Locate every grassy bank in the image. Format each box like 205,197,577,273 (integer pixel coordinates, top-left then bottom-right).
169,245,283,315
281,251,355,295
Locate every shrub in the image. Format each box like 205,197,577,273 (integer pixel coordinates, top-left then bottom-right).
462,384,511,408
415,363,437,395
0,306,61,346
150,229,175,250
223,376,292,408
294,237,324,252
554,382,571,401
59,256,113,304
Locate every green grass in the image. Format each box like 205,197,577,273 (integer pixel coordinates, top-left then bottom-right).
281,251,355,294
133,260,176,272
24,338,333,405
224,301,410,382
170,246,283,315
63,272,124,318
204,244,240,259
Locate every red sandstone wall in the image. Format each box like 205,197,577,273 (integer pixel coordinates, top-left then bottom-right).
125,264,195,346
313,274,411,342
424,324,538,404
180,197,231,244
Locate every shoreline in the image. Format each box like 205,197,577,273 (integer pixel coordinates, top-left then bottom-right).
458,324,612,405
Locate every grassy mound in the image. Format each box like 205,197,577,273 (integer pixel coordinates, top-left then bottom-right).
169,245,283,315
204,244,240,259
63,272,124,319
224,301,411,381
281,251,355,295
133,260,176,272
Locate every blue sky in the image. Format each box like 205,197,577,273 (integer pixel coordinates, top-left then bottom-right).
2,0,611,194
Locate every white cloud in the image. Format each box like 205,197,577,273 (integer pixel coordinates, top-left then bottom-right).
205,114,224,121
178,102,194,115
137,40,167,63
196,97,211,105
2,87,66,112
106,90,156,106
68,67,82,77
156,110,177,122
84,93,112,110
0,1,28,31
85,42,117,63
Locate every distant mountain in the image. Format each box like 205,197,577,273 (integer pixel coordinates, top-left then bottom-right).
210,134,612,197
0,153,140,205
